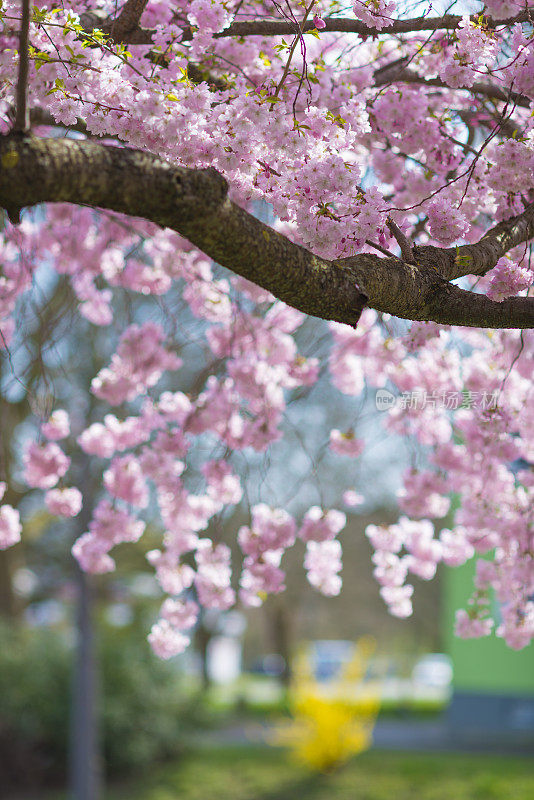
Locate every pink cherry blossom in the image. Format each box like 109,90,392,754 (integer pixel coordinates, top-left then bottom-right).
455,609,494,639
240,551,286,606
72,500,145,573
0,504,22,549
202,460,243,506
329,429,364,457
92,323,182,405
343,490,364,507
23,442,70,490
103,455,149,508
299,507,346,543
41,410,70,441
380,584,414,618
239,504,296,557
304,540,343,596
195,541,235,610
148,620,190,659
486,258,532,301
160,598,199,630
45,487,83,517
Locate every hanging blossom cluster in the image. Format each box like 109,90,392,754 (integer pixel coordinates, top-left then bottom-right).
0,0,533,656
1,201,343,656
352,0,396,30
330,310,534,649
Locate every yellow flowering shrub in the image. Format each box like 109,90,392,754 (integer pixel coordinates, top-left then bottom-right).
273,637,380,773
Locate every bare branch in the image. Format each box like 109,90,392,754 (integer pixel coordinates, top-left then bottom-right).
338,252,534,328
387,218,414,263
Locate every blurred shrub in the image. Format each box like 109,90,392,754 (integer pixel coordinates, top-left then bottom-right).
0,620,207,790
273,637,380,773
99,625,206,774
0,621,71,786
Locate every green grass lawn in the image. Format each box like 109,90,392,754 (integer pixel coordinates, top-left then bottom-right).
104,746,534,800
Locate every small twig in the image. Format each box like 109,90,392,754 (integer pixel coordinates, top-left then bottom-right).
387,218,415,263
498,330,524,394
365,239,396,258
12,0,31,133
273,0,314,99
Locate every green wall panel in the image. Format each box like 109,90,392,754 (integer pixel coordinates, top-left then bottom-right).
443,561,534,695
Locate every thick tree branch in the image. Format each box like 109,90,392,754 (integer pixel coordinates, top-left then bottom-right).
374,67,531,109
0,134,532,329
337,253,534,328
413,280,534,328
110,0,149,41
456,108,523,141
414,201,534,281
78,9,534,45
216,10,534,40
0,134,367,326
80,9,153,44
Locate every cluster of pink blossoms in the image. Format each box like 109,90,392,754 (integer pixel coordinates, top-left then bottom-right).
238,505,346,608
352,0,396,29
437,18,499,89
0,0,533,657
91,323,182,405
486,258,533,301
73,499,146,574
330,312,533,649
23,442,71,490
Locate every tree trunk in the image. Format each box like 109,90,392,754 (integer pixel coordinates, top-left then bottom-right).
69,567,101,800
69,465,100,800
268,598,293,688
0,550,19,619
195,620,212,693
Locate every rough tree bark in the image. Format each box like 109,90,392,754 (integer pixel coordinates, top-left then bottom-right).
1,134,533,330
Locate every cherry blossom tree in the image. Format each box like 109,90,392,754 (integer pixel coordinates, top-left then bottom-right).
0,0,533,661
